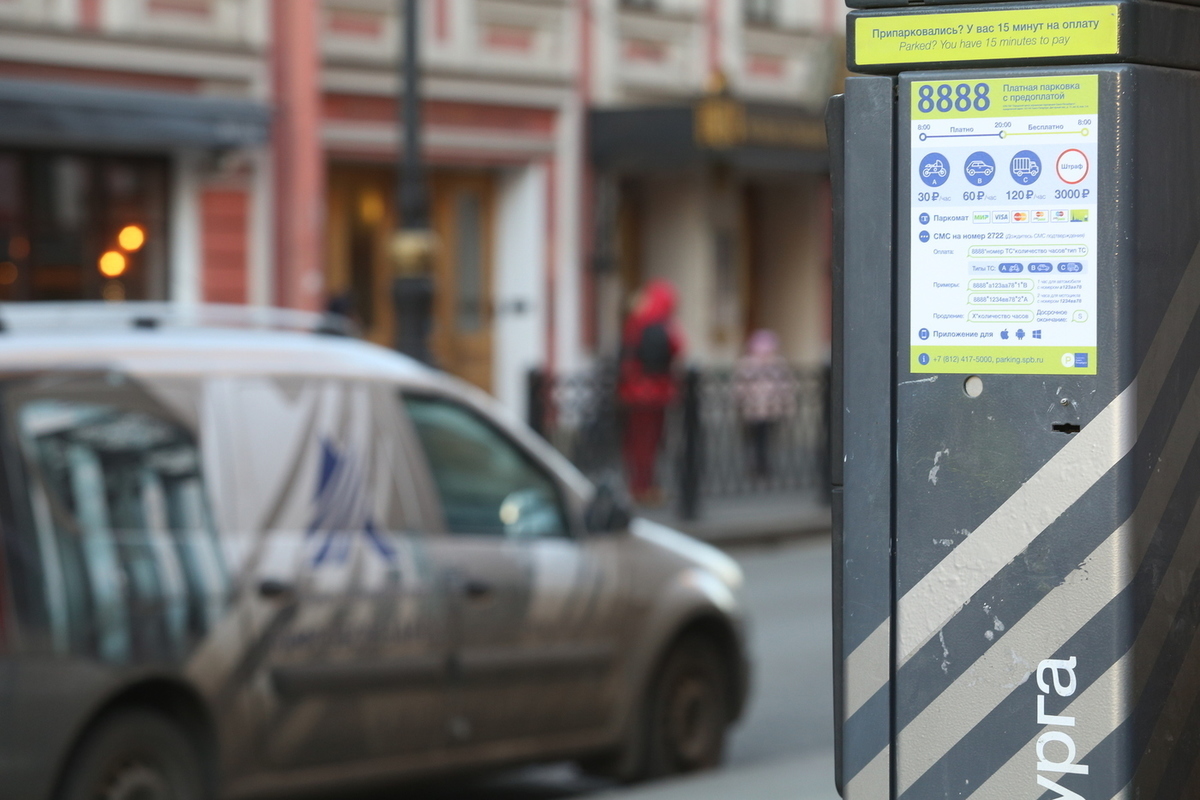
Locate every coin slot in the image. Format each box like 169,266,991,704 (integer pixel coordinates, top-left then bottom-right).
1052,423,1081,434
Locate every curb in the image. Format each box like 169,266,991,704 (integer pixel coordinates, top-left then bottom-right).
700,523,832,549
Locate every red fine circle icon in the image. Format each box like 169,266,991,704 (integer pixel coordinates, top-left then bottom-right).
1056,149,1089,184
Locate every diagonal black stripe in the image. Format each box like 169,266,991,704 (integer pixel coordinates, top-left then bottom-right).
897,425,1200,800
900,579,1138,800
1034,552,1200,800
843,682,892,780
1151,683,1200,799
895,456,1129,731
894,305,1200,733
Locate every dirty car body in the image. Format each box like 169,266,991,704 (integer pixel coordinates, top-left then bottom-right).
0,314,748,799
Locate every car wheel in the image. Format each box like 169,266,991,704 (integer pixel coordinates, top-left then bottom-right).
56,709,206,800
644,634,730,778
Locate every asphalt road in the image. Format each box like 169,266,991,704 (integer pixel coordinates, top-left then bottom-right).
373,534,836,800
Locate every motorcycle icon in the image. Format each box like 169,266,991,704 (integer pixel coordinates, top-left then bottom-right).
922,159,948,179
919,152,951,187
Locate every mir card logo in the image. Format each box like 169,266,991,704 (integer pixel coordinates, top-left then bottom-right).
308,438,395,565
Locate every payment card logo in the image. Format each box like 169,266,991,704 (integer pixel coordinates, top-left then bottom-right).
973,212,990,224
1071,209,1090,222
1052,210,1069,222
1013,211,1029,223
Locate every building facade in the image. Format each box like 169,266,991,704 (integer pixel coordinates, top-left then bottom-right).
0,0,841,415
587,0,841,366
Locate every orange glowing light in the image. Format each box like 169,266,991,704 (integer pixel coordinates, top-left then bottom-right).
118,225,146,251
99,250,127,278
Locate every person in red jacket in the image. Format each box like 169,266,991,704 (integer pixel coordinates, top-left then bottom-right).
619,279,685,503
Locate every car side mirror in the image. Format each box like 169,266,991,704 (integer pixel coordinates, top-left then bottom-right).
585,476,633,534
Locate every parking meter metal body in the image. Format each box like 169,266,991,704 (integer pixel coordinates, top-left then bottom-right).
830,3,1200,798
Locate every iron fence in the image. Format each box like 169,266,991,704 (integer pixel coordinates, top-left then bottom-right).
528,363,830,519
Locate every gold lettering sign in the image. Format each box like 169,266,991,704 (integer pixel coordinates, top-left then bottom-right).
695,98,746,149
695,98,826,151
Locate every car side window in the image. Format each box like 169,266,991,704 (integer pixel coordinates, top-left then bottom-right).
12,379,227,662
402,394,569,539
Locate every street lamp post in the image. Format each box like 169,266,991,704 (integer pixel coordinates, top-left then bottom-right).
391,0,436,364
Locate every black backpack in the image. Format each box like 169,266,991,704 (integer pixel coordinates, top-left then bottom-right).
635,322,673,375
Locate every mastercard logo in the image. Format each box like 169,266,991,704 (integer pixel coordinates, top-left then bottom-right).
1013,211,1029,222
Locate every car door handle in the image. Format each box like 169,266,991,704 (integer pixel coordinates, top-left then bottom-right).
461,577,493,600
258,578,296,601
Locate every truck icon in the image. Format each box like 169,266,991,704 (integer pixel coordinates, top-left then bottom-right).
966,160,994,177
922,159,948,179
1012,157,1040,178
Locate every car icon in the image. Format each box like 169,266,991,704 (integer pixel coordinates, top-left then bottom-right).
966,160,994,177
922,159,948,179
1012,157,1040,178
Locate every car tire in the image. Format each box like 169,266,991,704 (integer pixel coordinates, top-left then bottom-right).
642,633,730,779
56,709,207,800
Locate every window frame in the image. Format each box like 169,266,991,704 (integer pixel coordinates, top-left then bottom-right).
397,389,583,542
0,369,226,659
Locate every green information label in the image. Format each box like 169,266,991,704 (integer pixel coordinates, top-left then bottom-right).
909,75,1100,376
910,347,1098,375
855,4,1119,67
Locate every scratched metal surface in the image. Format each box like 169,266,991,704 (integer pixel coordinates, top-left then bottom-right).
887,65,1200,800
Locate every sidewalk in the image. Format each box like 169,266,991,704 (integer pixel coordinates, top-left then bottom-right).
593,751,840,800
637,492,831,547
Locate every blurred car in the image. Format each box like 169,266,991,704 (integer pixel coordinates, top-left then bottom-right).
0,304,749,800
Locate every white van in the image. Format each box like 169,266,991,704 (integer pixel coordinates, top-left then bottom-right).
0,304,749,800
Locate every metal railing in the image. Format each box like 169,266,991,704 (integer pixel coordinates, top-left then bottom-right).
528,363,830,519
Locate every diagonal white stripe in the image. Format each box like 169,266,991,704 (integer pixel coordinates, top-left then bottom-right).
897,383,1135,664
844,619,891,719
897,333,1200,795
968,492,1200,800
846,745,890,800
897,239,1200,666
841,240,1200,788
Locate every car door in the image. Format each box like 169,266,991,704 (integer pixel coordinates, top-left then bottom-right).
398,392,626,750
206,376,451,772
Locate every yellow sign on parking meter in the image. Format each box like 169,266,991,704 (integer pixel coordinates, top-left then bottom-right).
854,5,1119,65
834,2,1200,799
908,75,1099,374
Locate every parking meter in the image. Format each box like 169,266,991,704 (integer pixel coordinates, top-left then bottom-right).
829,2,1200,798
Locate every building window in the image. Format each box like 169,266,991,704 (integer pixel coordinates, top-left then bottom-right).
744,0,779,26
455,192,485,333
0,151,169,303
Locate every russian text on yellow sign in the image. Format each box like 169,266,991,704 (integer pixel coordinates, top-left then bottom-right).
911,74,1098,119
855,4,1119,66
